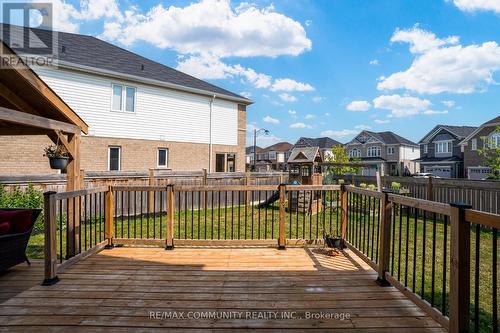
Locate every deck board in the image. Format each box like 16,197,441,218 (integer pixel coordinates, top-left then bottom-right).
0,247,445,332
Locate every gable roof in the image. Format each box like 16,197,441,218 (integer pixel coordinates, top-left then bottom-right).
262,142,293,152
348,131,417,146
419,125,477,144
287,147,321,163
459,116,500,145
1,24,251,105
246,146,263,154
295,137,342,149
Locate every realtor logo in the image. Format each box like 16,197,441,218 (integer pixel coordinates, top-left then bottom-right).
1,1,57,67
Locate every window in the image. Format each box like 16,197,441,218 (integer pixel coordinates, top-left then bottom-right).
226,154,235,172
112,84,136,112
216,154,225,172
435,140,452,154
301,166,310,177
471,138,477,151
290,165,300,175
157,148,168,167
423,145,428,154
367,146,381,157
349,148,361,158
108,146,121,171
268,151,276,160
491,132,500,148
387,146,395,155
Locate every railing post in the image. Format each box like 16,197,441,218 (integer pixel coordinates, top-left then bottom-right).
376,189,393,286
278,183,286,249
42,191,59,285
105,186,114,249
340,184,348,246
149,168,155,214
166,184,175,250
449,202,472,333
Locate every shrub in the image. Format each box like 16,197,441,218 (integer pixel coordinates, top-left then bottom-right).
0,184,44,233
391,182,401,189
359,183,367,188
367,184,376,190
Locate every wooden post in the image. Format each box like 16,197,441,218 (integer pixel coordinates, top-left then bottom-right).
340,185,348,246
105,187,114,248
149,168,155,214
42,191,59,285
376,189,393,286
449,202,472,333
376,171,382,192
426,177,433,201
66,133,81,259
166,184,175,250
278,183,286,249
201,168,208,208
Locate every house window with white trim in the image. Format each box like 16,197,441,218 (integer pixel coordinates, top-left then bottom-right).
367,146,381,157
108,146,121,171
471,138,477,151
492,132,500,148
435,141,452,154
423,145,428,154
387,146,395,155
349,148,361,158
112,84,136,112
157,148,168,167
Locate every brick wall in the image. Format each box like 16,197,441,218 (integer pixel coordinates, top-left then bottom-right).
0,108,246,175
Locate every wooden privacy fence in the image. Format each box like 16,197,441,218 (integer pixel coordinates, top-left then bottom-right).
331,175,500,214
42,184,499,332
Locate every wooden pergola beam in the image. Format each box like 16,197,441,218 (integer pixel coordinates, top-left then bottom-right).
0,82,40,116
0,106,81,134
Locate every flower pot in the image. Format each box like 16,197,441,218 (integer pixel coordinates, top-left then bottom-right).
48,156,69,170
324,236,343,249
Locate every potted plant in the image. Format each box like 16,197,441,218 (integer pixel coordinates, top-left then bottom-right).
44,145,69,170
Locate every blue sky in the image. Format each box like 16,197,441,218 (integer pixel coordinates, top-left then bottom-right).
5,0,500,146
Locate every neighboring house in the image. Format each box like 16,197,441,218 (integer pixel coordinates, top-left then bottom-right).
414,125,477,178
246,142,293,172
0,25,252,175
345,131,420,176
293,137,342,162
245,146,263,171
459,116,500,180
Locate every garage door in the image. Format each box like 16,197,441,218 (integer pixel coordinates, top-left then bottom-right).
425,166,451,178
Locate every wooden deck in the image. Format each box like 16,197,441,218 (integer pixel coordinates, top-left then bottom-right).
0,247,445,332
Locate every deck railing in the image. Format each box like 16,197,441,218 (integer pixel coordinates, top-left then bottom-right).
42,184,499,332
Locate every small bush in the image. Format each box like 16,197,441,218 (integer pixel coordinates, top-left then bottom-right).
0,184,44,233
367,184,376,190
391,182,401,189
359,183,367,188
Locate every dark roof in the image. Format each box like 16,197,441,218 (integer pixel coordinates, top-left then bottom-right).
246,146,263,154
287,147,321,163
0,24,250,103
365,131,417,146
262,142,293,152
484,116,500,126
419,125,477,143
413,156,463,163
295,137,342,149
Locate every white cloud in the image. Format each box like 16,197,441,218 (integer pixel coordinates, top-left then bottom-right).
378,27,500,94
324,112,331,116
101,0,311,58
305,19,312,26
304,113,315,120
442,100,456,108
290,122,311,129
450,0,500,14
288,110,297,115
391,27,459,54
321,129,358,138
369,59,379,65
355,124,372,130
423,110,449,115
346,100,371,112
270,79,314,92
240,91,252,98
374,119,390,124
263,115,280,124
312,96,324,103
373,94,432,118
279,93,298,102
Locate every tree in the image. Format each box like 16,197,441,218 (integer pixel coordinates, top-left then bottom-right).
326,145,361,176
478,126,500,180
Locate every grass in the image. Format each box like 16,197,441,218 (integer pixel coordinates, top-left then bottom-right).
25,194,497,332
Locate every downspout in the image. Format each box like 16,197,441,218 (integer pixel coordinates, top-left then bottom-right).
208,94,216,173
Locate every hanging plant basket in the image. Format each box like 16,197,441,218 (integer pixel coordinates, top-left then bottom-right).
44,144,70,170
48,156,69,170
